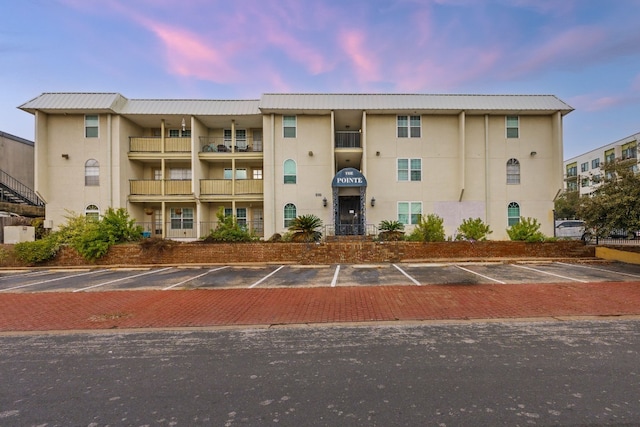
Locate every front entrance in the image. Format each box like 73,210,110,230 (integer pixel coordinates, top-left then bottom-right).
331,168,367,236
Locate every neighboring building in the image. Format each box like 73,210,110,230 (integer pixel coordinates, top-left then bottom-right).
19,92,573,240
563,131,640,196
0,130,43,214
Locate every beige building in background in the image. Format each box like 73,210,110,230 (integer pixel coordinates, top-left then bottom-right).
19,93,573,240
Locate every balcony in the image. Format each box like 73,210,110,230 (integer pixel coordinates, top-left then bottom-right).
335,131,361,148
129,137,191,153
130,179,192,196
200,179,264,195
199,137,263,153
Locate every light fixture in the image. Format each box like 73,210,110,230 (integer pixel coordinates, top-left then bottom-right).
323,197,327,207
376,151,380,156
144,208,154,215
61,154,69,159
530,151,537,156
371,197,376,207
181,118,186,131
308,151,314,156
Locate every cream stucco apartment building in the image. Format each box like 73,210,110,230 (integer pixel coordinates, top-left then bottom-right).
563,131,639,196
19,92,573,240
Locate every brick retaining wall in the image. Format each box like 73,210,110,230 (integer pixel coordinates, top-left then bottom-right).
1,240,595,267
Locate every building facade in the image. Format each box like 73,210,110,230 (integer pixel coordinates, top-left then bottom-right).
20,93,572,240
563,131,639,196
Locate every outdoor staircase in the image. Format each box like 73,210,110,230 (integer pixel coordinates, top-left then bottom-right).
0,169,43,207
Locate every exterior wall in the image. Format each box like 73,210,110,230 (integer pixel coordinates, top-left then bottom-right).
0,131,34,188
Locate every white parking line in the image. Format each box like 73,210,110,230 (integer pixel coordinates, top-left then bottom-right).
511,264,588,283
248,265,285,288
0,270,48,281
556,261,640,279
73,267,172,292
0,270,109,292
455,265,506,284
392,264,422,286
331,265,340,287
162,266,229,290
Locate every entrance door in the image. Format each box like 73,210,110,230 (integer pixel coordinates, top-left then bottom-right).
337,196,361,235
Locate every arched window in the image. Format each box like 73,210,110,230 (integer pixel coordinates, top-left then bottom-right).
506,158,520,184
85,159,99,186
507,202,520,226
284,203,297,228
284,159,296,184
85,204,100,221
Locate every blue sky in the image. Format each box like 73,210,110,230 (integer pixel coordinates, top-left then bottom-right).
1,0,639,159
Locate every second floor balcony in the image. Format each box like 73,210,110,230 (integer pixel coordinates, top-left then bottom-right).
200,179,263,195
199,136,263,153
130,179,191,196
335,131,361,148
129,137,191,153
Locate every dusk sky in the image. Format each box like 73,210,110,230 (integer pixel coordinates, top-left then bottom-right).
2,0,639,159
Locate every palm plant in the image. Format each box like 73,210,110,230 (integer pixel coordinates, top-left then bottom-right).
378,220,405,241
288,214,323,242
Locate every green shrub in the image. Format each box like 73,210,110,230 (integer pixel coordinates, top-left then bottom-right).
203,207,258,242
506,217,547,242
456,217,492,241
378,220,405,241
13,238,59,264
288,214,323,242
407,214,446,242
71,221,115,261
100,207,144,243
0,247,8,265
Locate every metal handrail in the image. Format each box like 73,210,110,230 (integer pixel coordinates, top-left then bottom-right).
0,169,44,206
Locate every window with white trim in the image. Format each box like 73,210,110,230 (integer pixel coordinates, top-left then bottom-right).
506,116,519,138
397,115,421,138
224,168,247,179
397,158,422,181
253,169,263,180
284,203,297,227
398,202,422,225
591,158,600,169
85,159,99,186
170,208,193,230
283,116,297,138
284,159,296,184
224,129,248,149
507,202,520,226
224,207,247,227
169,168,191,180
168,129,190,137
85,115,98,138
506,158,520,184
85,204,100,221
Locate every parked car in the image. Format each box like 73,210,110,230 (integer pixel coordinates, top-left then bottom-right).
555,220,588,240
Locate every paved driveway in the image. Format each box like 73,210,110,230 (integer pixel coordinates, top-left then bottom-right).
2,261,640,293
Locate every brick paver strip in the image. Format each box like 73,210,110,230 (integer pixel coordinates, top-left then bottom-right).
1,282,639,332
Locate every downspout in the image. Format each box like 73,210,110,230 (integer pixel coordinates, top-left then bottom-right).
107,113,112,208
270,113,276,234
459,111,465,202
485,114,490,221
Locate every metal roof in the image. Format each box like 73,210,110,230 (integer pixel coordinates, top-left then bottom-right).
20,92,573,116
259,93,574,114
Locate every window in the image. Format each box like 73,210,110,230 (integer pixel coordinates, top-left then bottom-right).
284,203,296,227
168,129,190,137
85,115,98,138
283,116,296,138
581,178,590,187
506,116,519,138
85,204,100,220
581,162,589,172
605,148,615,164
224,129,248,149
506,158,520,184
397,115,421,138
592,174,601,184
169,168,191,180
566,163,577,177
253,169,263,180
591,158,600,169
567,181,578,191
397,158,422,181
85,159,99,186
622,142,637,160
507,202,520,226
398,202,422,225
224,168,247,179
284,159,296,184
224,207,247,227
170,208,193,230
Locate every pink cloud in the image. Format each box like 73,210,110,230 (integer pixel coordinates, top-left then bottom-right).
338,30,380,84
569,92,639,112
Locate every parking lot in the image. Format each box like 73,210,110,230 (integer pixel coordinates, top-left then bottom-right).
2,260,640,293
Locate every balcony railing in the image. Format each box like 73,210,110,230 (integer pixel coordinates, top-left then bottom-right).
199,137,263,153
129,137,191,153
335,131,361,148
130,179,192,195
200,179,264,195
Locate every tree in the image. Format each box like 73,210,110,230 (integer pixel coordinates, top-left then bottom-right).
577,159,640,236
456,217,492,241
554,190,580,220
506,217,547,242
288,214,323,242
407,214,445,242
